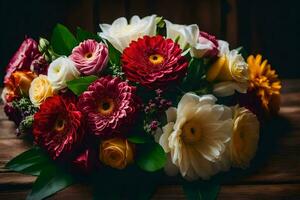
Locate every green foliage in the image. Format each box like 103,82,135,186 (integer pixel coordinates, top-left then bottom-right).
67,75,98,96
76,27,102,42
127,134,151,144
51,24,78,55
183,181,220,200
236,46,249,58
27,165,74,200
6,147,75,200
108,42,121,66
18,115,34,135
137,142,167,172
5,147,51,176
181,57,212,95
156,16,166,36
12,97,38,116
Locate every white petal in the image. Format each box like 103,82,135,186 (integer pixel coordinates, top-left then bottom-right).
218,40,230,56
213,81,248,97
166,107,177,123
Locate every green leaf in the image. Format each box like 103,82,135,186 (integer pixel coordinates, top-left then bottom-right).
27,165,74,200
182,181,220,200
137,142,166,172
51,24,78,55
76,27,101,42
181,58,206,91
108,42,121,66
67,75,98,96
6,147,51,176
236,46,248,58
127,134,151,144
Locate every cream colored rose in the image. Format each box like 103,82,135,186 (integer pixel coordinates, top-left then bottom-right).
229,106,260,168
48,56,80,91
29,75,54,106
99,15,157,52
99,138,135,169
207,49,249,96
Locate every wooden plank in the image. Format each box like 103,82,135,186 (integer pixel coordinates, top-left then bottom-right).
152,184,300,200
1,184,300,200
0,120,17,139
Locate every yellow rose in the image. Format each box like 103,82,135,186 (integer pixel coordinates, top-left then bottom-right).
206,50,249,96
29,75,54,106
229,106,259,168
99,138,135,169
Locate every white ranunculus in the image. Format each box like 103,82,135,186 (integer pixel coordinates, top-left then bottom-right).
99,15,157,52
47,57,80,91
159,93,233,180
165,20,199,50
217,40,230,56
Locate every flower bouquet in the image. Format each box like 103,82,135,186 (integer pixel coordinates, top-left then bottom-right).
3,15,281,200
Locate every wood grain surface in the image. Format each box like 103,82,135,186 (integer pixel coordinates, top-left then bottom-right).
0,80,299,200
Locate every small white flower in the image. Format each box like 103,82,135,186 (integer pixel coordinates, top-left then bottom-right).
47,56,80,91
159,93,233,180
99,15,157,52
165,20,199,50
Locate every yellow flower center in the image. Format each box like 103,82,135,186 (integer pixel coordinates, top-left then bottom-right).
85,52,93,59
54,118,65,132
53,65,61,74
98,97,115,115
181,120,202,144
149,54,164,65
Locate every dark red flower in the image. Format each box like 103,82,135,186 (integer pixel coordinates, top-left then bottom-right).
33,95,84,160
78,76,138,137
4,38,48,84
121,35,188,89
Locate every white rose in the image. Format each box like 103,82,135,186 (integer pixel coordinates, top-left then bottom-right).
99,15,157,52
47,57,80,91
159,93,233,180
165,20,199,50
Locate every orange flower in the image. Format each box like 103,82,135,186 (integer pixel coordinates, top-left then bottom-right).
247,54,281,114
4,70,36,102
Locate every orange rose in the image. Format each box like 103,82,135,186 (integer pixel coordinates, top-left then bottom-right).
3,71,36,102
99,138,135,169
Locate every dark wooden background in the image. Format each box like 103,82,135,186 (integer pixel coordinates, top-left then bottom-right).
0,0,300,82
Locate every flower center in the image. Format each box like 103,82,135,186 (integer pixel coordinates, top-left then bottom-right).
181,120,202,144
85,52,93,59
98,97,115,115
149,54,164,65
54,118,65,132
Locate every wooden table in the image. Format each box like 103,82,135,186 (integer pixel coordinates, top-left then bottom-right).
0,80,299,200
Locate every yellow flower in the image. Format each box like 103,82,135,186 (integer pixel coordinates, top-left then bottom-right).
206,50,249,96
229,106,259,168
99,138,134,169
247,54,281,114
29,75,54,106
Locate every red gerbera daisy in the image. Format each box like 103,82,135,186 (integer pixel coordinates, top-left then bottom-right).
77,76,138,137
121,35,188,89
33,95,84,160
